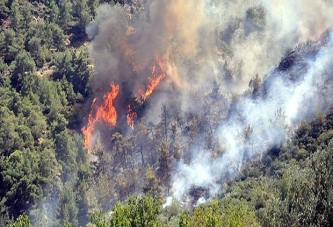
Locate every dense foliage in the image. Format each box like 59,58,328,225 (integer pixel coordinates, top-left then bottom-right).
0,0,95,225
1,0,333,226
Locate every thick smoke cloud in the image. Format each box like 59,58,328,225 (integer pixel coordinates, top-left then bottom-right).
87,0,333,202
87,0,333,105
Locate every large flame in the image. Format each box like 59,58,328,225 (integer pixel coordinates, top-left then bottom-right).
140,57,166,100
83,57,166,149
96,83,119,126
82,83,119,152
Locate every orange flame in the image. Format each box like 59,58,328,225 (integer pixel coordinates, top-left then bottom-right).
309,28,327,41
82,98,97,150
140,57,166,100
96,83,119,126
82,83,119,152
83,57,166,145
127,56,166,130
126,104,137,130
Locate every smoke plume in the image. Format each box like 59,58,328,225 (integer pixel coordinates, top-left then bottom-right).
86,0,333,203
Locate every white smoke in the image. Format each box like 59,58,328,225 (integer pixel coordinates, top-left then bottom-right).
172,33,333,201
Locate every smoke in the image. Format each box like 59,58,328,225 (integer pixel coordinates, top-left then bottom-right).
86,0,333,203
173,32,333,201
87,0,333,105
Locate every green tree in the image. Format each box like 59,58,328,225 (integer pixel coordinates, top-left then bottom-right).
180,198,259,227
11,50,35,91
9,0,22,30
39,148,62,196
57,186,79,227
59,0,73,30
87,0,99,16
20,74,67,128
53,48,92,97
68,48,92,97
0,107,19,155
143,165,162,198
54,130,78,183
90,194,162,226
220,198,259,227
0,28,24,63
180,199,222,227
1,149,41,217
157,139,171,194
27,37,48,68
54,49,73,79
0,0,9,20
25,21,46,45
47,22,66,51
90,211,111,227
10,213,32,227
111,194,162,227
48,1,60,24
76,179,98,227
20,1,32,29
73,0,91,37
270,142,333,226
0,58,9,86
26,106,48,140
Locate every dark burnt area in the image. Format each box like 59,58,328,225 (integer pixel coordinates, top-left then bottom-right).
278,30,331,72
278,51,297,71
189,186,210,202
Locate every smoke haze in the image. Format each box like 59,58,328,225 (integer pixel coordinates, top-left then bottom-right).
86,0,333,202
173,33,333,200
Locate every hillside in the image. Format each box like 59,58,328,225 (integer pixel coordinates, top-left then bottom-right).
1,0,333,227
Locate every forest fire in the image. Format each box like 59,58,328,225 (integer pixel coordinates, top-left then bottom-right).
127,57,166,130
139,57,166,100
82,83,119,152
96,83,119,126
82,56,166,148
126,104,137,130
125,56,166,130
